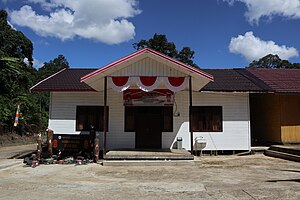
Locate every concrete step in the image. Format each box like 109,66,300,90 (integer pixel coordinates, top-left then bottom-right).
105,149,194,160
269,145,300,156
105,156,194,160
251,146,269,154
264,150,300,162
102,160,200,166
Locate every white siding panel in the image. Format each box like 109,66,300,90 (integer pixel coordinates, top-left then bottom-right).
49,91,250,151
49,90,135,150
112,58,186,77
166,92,251,151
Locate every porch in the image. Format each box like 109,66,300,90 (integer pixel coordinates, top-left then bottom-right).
105,149,194,160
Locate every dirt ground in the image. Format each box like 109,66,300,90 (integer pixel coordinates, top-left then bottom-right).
0,133,35,147
0,154,299,200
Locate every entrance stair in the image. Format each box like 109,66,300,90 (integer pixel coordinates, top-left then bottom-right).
264,145,300,162
104,149,194,160
102,149,195,166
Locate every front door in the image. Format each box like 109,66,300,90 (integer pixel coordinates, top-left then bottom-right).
135,107,162,149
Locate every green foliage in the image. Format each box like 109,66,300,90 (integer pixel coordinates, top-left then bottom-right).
0,56,40,131
248,54,300,68
0,54,68,133
0,10,33,65
38,54,69,81
176,47,196,67
0,9,70,134
133,33,199,68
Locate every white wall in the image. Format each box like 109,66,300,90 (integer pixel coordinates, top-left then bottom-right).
49,90,251,151
49,90,135,150
170,91,251,151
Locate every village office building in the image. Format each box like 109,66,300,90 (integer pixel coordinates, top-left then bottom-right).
31,48,300,154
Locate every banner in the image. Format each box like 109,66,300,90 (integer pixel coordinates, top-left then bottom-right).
123,89,174,106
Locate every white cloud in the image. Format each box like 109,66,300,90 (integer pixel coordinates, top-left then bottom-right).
32,58,43,69
229,31,299,61
224,0,300,24
9,0,141,44
23,57,43,68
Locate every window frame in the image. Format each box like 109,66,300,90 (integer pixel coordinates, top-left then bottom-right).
191,106,223,132
124,106,135,132
76,106,109,132
162,106,173,132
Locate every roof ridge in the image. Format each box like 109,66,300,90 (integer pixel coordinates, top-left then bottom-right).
30,68,67,92
234,69,274,92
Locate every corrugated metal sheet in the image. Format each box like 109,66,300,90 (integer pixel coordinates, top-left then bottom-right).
246,68,300,93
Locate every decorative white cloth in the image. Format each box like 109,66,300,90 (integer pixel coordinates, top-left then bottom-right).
109,76,187,92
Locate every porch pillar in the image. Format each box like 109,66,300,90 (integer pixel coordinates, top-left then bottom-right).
103,76,107,157
189,76,194,155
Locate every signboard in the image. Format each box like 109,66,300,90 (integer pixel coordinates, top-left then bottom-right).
123,89,174,106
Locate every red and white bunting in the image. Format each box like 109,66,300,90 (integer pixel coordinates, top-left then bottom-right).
109,76,187,92
134,76,162,92
108,76,132,92
163,77,188,92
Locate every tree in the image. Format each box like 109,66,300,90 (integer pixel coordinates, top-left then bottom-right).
248,54,300,69
0,9,71,134
0,54,70,134
0,10,36,133
133,33,199,68
0,56,37,132
38,54,70,81
0,10,33,65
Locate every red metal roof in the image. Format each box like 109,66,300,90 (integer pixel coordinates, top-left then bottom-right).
30,68,96,92
30,68,268,92
246,68,300,93
201,69,267,92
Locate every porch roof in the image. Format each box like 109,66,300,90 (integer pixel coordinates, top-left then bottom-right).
80,48,214,92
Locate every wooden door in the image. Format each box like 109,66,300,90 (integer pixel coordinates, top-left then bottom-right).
135,107,162,149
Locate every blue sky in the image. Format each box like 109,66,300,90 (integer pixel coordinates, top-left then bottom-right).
1,0,300,69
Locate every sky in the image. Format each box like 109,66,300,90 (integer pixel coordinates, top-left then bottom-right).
1,0,300,69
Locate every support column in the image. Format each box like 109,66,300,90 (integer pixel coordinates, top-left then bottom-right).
103,76,107,157
189,76,194,155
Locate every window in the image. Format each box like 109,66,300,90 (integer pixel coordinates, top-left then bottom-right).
191,106,222,132
76,106,108,131
162,107,173,132
124,107,135,132
124,107,173,132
